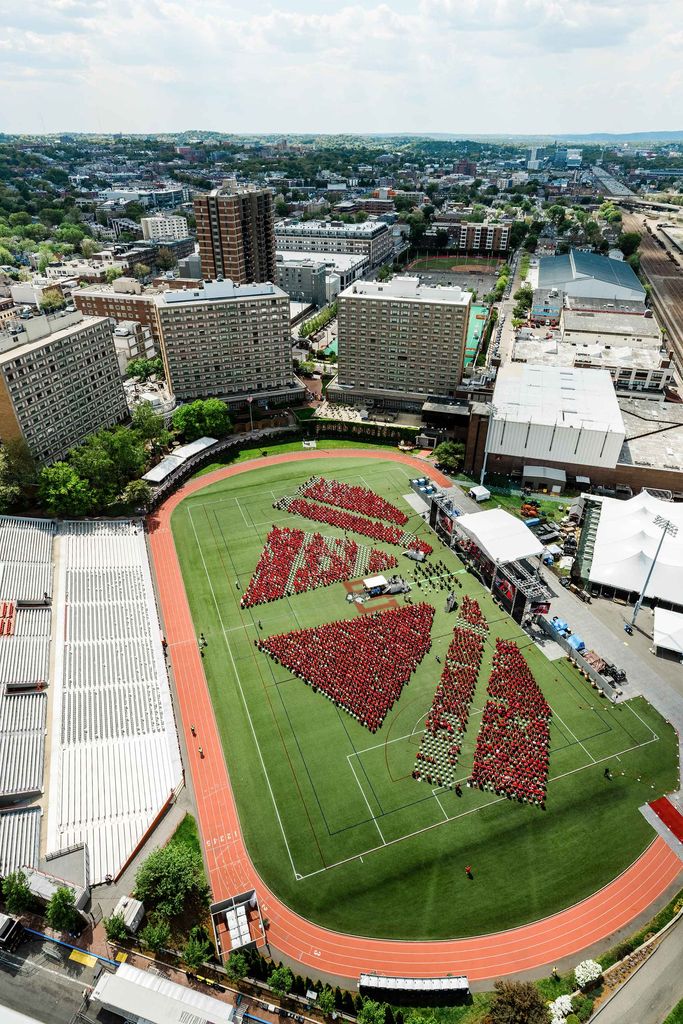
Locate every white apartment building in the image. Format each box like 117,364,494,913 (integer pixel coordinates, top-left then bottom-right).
140,215,190,242
329,277,471,410
154,279,304,406
274,220,392,267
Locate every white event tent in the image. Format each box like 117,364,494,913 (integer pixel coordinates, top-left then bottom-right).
455,508,544,564
588,491,683,604
653,608,683,657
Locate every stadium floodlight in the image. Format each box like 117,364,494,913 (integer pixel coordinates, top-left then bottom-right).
630,515,678,627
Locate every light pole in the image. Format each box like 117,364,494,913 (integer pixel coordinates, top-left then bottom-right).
247,395,254,433
630,515,678,627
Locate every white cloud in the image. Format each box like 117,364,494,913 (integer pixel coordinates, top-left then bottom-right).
0,0,677,133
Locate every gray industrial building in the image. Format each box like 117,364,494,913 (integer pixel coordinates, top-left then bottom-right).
276,256,327,306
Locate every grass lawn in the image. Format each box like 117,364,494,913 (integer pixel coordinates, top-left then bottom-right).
194,439,400,477
665,1000,683,1024
171,457,677,940
167,813,202,860
408,256,502,272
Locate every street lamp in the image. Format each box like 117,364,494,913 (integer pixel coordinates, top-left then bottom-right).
630,515,678,627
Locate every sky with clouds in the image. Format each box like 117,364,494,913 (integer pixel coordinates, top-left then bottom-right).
0,0,680,135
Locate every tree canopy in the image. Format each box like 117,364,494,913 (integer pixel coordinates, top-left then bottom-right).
135,842,209,919
434,440,465,473
172,399,232,443
1,869,33,915
487,979,550,1024
38,462,95,517
46,886,78,933
268,965,293,996
126,356,165,381
139,917,171,953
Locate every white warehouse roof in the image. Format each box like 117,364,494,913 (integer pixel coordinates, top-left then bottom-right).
489,364,625,470
455,509,544,565
92,964,234,1024
654,608,683,656
588,491,683,605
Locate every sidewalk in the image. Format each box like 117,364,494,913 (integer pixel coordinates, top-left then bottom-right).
593,916,683,1024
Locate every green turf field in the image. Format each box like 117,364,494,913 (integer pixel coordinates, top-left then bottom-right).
171,456,678,940
407,256,502,272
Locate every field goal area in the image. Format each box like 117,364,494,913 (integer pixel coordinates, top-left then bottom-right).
176,460,666,886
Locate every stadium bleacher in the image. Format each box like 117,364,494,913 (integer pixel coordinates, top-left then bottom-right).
0,806,41,876
47,520,183,884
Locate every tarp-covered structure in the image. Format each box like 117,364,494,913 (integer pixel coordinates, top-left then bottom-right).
653,608,683,657
455,509,544,565
588,492,683,605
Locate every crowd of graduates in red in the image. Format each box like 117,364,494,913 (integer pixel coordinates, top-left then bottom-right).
468,639,552,808
301,476,409,525
414,619,486,788
241,526,397,608
459,594,490,632
257,603,435,732
280,496,433,555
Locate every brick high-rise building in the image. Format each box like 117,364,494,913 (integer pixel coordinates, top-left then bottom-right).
194,186,276,284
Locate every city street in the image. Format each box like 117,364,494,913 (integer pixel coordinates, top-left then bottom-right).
0,938,100,1023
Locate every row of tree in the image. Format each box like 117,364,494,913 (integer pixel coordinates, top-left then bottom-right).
0,398,233,519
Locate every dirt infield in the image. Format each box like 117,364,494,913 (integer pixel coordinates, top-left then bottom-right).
148,448,682,982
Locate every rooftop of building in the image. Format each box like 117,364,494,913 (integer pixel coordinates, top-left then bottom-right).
512,337,666,372
492,362,624,432
275,218,388,237
563,294,648,315
155,278,286,307
0,310,108,362
276,249,368,272
538,249,645,296
618,398,683,472
339,276,472,306
562,310,661,338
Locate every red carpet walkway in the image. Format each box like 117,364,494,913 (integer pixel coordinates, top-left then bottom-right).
148,449,682,982
650,798,683,844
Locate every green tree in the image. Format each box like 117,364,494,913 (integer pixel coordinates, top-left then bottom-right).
1,869,33,915
317,987,336,1017
138,916,171,953
268,965,293,996
617,231,641,259
182,926,212,969
103,912,128,943
225,950,249,982
126,356,165,381
80,237,99,258
358,999,388,1024
122,478,153,511
172,399,232,442
133,262,151,280
487,979,550,1024
156,247,177,271
132,401,171,449
46,886,78,933
104,267,123,284
39,287,66,314
3,438,38,491
69,428,147,503
0,245,15,266
434,440,465,473
54,224,86,246
38,463,94,517
135,842,208,918
275,199,289,217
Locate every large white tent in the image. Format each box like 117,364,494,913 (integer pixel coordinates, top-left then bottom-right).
588,491,683,604
455,508,544,564
653,608,683,657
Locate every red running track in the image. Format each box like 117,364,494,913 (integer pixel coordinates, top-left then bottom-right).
650,797,683,844
148,449,682,981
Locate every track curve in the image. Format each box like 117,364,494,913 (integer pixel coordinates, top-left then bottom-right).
148,448,681,981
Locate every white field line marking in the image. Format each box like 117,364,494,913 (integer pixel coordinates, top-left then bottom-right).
295,734,659,881
552,708,597,764
233,496,253,530
188,507,299,880
432,788,449,821
625,699,659,740
346,753,386,845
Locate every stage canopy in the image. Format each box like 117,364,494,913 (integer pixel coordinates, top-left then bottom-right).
455,509,544,565
653,608,683,657
588,491,683,605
